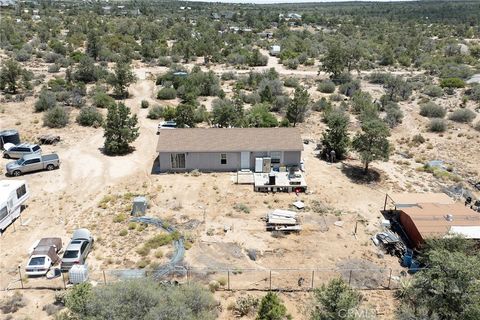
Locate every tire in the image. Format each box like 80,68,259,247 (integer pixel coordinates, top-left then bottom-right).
46,164,54,171
3,154,10,159
12,170,22,177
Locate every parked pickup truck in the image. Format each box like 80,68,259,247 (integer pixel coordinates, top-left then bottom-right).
6,153,60,176
25,237,62,276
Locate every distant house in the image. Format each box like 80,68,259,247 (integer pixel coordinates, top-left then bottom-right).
269,45,281,56
0,0,16,7
287,13,302,20
211,12,220,20
156,128,303,173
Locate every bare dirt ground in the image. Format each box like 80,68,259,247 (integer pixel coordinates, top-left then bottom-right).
0,53,479,319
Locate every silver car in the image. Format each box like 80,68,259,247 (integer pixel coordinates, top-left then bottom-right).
61,229,94,271
3,143,41,159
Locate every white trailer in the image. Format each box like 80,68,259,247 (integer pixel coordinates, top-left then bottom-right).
0,179,29,232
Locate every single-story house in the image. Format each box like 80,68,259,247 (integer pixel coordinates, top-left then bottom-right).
156,128,303,173
399,202,480,248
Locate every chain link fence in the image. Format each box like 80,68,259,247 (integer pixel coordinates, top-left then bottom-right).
2,266,416,292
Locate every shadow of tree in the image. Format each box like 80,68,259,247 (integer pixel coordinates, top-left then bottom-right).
340,163,381,184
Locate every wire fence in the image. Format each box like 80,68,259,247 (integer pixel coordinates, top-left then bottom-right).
1,266,415,292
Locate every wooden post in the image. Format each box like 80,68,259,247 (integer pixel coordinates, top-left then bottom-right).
18,266,24,289
387,269,393,289
384,193,388,211
348,270,353,286
227,270,230,291
354,221,358,235
269,270,272,291
311,270,315,289
103,270,107,285
62,271,66,289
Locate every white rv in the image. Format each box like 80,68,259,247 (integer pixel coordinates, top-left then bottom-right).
0,179,29,232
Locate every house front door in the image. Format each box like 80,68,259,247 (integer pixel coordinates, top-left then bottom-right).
240,152,250,170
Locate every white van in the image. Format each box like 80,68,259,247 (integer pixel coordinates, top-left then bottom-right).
0,180,29,232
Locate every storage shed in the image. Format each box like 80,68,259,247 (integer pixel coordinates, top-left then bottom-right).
399,202,480,248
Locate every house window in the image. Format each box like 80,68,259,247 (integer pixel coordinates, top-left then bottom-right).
220,153,227,165
16,184,27,199
171,153,186,169
270,152,281,164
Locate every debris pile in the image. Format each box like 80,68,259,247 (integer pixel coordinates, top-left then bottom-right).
266,209,301,233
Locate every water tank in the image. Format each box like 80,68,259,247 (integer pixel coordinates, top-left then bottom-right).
69,264,89,284
0,130,20,149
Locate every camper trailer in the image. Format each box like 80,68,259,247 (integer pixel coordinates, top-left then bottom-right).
0,180,29,232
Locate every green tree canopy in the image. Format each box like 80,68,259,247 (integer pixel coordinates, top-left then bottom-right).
256,292,289,320
286,86,309,126
352,117,390,173
103,102,139,155
309,278,362,320
107,61,136,98
321,109,350,160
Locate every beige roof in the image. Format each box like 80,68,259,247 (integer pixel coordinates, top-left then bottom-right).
389,193,454,207
156,128,304,153
402,203,480,238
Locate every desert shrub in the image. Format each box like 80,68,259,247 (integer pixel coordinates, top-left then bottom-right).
338,80,360,97
48,64,61,73
271,95,289,112
221,71,236,81
420,102,446,118
243,92,261,105
233,295,260,317
157,87,176,100
157,56,172,67
76,107,103,127
42,303,62,316
317,80,336,93
423,85,443,97
332,72,352,85
283,77,299,88
468,85,480,102
439,63,473,79
93,91,115,108
329,94,343,102
0,292,26,314
147,105,164,119
412,134,426,144
15,50,31,62
284,58,299,70
474,121,480,131
141,100,149,109
368,72,393,84
448,109,476,123
35,89,57,112
257,292,289,320
113,213,127,223
440,77,465,88
312,97,332,112
384,104,404,128
245,103,278,127
44,52,63,63
428,119,447,132
43,106,69,128
233,203,250,213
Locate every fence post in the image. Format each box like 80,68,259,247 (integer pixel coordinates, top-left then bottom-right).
61,271,66,290
311,270,314,289
227,270,230,291
387,269,393,289
348,270,353,286
269,270,272,291
103,270,107,285
18,266,24,289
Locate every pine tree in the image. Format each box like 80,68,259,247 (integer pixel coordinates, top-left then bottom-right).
103,103,139,155
286,86,309,127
